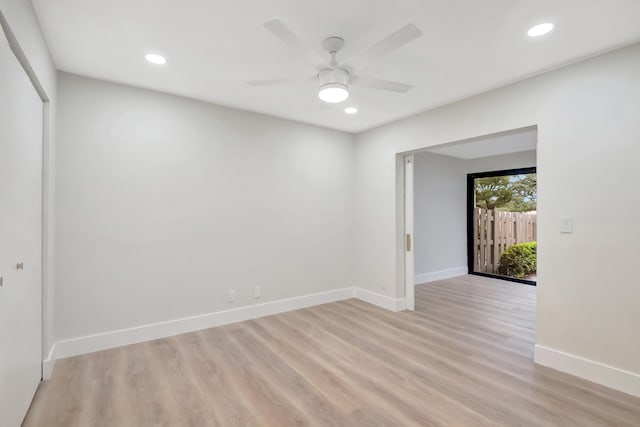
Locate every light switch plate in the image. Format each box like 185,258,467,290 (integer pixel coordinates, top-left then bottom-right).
560,217,573,233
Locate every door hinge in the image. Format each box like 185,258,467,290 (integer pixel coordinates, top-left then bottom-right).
406,234,412,252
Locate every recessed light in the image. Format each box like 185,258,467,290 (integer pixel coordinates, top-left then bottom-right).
145,53,167,65
528,23,554,37
345,107,358,114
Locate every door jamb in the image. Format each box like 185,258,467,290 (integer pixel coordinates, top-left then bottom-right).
404,154,415,311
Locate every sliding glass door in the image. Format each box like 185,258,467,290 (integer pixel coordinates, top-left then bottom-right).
467,168,537,285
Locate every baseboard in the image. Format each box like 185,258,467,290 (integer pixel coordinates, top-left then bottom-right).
415,267,468,284
46,286,411,377
353,287,407,312
534,344,640,398
54,287,355,360
42,344,57,380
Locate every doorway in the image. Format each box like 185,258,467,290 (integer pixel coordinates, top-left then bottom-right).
401,126,538,308
467,168,537,285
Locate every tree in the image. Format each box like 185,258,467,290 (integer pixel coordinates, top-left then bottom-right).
511,174,536,201
502,198,536,212
475,173,537,212
474,176,513,210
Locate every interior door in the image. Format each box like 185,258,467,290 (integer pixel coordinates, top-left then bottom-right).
404,155,415,311
0,29,44,427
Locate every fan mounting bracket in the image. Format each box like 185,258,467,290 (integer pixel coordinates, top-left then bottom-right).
322,37,345,53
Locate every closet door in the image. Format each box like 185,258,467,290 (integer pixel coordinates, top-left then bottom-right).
0,29,43,427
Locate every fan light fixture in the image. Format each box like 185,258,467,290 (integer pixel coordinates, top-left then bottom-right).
318,67,350,103
319,84,349,103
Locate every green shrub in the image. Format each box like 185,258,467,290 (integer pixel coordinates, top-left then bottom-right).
497,242,537,278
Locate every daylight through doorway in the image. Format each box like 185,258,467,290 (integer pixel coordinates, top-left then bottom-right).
467,167,537,285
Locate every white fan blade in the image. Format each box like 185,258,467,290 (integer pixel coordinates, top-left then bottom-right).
264,19,327,70
247,78,295,87
347,24,422,71
351,75,413,93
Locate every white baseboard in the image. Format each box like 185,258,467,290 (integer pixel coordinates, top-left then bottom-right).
42,344,57,380
415,266,468,284
534,344,640,398
41,297,640,400
353,287,407,312
45,286,411,378
54,287,355,360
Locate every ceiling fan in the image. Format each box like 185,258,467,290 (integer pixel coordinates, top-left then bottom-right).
247,19,423,103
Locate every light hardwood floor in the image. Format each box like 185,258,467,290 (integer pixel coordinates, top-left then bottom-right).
24,275,640,426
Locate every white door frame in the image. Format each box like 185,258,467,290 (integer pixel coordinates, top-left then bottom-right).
404,154,415,311
397,126,538,313
0,22,46,426
1,12,54,379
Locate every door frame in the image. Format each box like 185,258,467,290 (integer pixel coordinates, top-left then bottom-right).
466,166,537,286
403,154,415,311
1,11,54,379
398,126,538,312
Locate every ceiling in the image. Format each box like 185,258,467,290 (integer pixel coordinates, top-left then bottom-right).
428,127,536,159
32,0,640,133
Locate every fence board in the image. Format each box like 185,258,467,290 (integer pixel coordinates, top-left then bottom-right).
473,208,536,274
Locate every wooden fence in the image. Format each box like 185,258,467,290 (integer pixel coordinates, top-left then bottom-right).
473,208,536,274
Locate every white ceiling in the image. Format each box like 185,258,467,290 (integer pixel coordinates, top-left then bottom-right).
427,127,536,159
32,0,640,133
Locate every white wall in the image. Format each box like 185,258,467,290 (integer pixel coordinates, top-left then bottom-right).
413,149,537,283
354,43,640,393
0,0,57,364
55,73,355,342
467,150,536,174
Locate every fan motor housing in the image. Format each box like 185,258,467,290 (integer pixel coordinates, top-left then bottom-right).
318,68,349,88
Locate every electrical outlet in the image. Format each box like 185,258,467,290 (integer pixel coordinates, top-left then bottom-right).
254,285,262,298
227,289,236,303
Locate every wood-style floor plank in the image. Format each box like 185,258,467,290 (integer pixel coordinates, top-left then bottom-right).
23,276,640,426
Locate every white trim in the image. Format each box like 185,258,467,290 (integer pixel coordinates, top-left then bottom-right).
55,287,354,360
44,286,412,377
415,267,468,284
42,344,56,380
534,344,640,398
354,287,407,312
43,288,640,401
403,154,415,311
